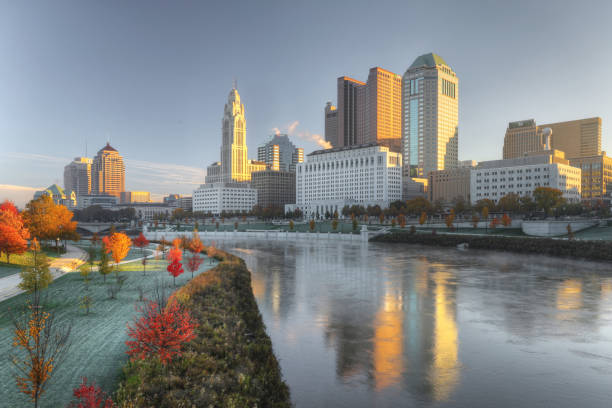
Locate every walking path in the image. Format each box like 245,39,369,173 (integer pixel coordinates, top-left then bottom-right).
0,244,88,303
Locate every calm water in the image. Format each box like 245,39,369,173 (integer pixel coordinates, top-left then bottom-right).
216,239,612,408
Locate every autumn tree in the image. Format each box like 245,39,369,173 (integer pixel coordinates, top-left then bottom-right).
533,187,565,216
0,200,30,263
445,209,456,230
288,220,294,231
126,300,196,365
18,239,52,304
490,217,499,229
567,223,574,240
103,232,132,274
309,220,315,232
419,211,427,225
185,233,204,279
398,214,406,228
379,213,385,224
391,218,396,228
501,213,512,227
352,218,359,231
332,219,338,231
482,206,489,222
472,215,480,229
98,245,112,283
22,195,77,253
11,299,71,408
69,377,114,408
133,233,150,276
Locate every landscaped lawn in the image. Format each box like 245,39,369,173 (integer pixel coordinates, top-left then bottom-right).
0,249,215,408
0,247,65,279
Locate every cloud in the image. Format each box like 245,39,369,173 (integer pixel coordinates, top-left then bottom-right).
0,152,71,165
270,121,331,149
124,159,204,194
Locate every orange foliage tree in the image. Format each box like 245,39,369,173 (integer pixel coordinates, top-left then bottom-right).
419,211,427,225
22,195,77,252
103,232,132,272
0,201,30,263
398,214,406,228
445,209,456,230
501,213,512,227
490,217,499,229
11,301,71,408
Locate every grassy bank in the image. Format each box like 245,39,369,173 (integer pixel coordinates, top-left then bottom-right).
371,231,612,262
115,248,291,407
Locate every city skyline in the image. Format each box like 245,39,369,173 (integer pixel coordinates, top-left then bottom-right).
4,0,612,206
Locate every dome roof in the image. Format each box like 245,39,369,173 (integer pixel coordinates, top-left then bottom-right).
98,142,117,153
408,53,448,70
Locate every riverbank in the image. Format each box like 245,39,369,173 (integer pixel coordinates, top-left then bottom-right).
371,231,612,262
115,247,291,407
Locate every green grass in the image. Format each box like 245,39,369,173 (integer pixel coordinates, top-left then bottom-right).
0,253,216,408
0,248,64,279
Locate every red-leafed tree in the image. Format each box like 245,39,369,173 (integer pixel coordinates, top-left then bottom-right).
133,232,149,276
167,259,184,286
186,254,203,279
125,301,197,365
0,200,30,263
69,377,114,408
167,246,182,264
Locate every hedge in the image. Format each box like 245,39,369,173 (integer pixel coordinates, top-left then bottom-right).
115,248,291,407
371,232,612,262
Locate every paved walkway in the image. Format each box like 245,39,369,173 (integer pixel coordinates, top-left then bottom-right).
0,244,88,303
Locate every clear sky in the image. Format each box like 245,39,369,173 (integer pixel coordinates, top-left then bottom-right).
2,0,612,206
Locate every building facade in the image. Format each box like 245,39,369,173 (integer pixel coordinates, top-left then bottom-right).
429,167,472,203
257,134,304,172
503,119,548,159
193,183,257,215
120,191,151,203
221,87,249,182
251,170,296,209
337,76,366,148
64,157,92,198
471,150,581,204
92,143,125,197
364,67,402,152
115,203,174,220
288,143,402,217
205,162,221,184
402,53,459,178
77,194,119,210
541,117,602,159
34,184,76,208
569,154,612,200
324,102,338,147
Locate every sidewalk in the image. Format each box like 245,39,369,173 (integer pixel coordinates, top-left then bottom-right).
0,244,88,303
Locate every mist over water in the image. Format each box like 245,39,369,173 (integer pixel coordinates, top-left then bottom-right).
216,240,612,408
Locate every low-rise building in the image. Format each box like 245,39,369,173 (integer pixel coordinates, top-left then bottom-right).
120,191,151,203
251,170,296,209
178,196,193,211
77,194,118,209
471,150,581,204
429,165,473,203
114,202,174,220
403,177,428,200
287,143,402,217
193,183,257,215
569,154,612,201
34,184,77,208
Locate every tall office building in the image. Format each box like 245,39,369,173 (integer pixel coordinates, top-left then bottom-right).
221,86,249,182
337,76,366,147
257,134,304,172
503,117,601,160
324,102,338,147
540,117,601,158
64,157,92,198
92,143,125,197
402,53,459,178
364,67,402,152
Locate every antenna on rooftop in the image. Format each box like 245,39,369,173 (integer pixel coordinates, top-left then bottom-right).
233,77,237,89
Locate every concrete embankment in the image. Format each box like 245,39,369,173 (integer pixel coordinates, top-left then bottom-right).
371,232,612,262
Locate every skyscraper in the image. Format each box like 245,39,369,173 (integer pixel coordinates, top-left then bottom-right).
337,76,366,147
324,102,338,147
220,87,249,182
257,134,304,172
402,53,458,178
92,143,125,197
364,67,402,152
502,120,546,159
64,157,92,198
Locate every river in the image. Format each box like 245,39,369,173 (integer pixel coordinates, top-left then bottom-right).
215,239,612,407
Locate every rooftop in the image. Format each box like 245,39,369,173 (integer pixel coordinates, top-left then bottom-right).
307,142,385,156
408,53,448,70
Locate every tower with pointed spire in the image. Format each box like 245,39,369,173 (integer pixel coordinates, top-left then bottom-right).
220,86,250,182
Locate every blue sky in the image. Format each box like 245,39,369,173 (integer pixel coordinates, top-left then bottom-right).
2,0,612,206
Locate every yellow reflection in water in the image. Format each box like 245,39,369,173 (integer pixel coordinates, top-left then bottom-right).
373,289,403,390
556,279,583,311
251,273,265,300
429,271,459,401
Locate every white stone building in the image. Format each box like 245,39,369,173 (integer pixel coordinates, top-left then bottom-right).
470,150,581,204
193,183,257,215
286,143,402,217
